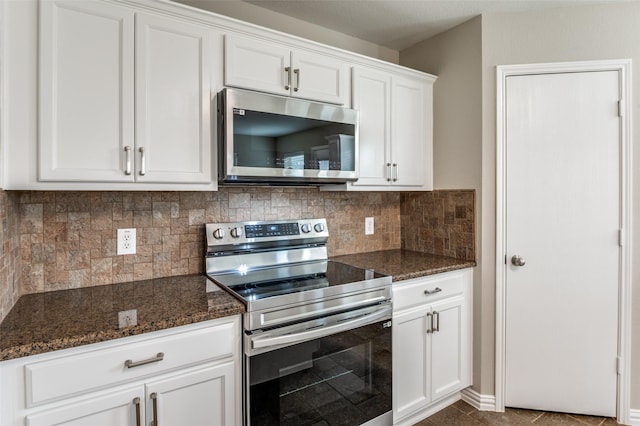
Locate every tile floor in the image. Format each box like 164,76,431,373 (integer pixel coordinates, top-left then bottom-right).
415,400,622,426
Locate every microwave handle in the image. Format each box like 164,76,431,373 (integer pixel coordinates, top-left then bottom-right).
250,304,391,351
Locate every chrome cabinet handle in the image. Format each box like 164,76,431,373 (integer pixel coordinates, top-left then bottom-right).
426,312,433,334
138,147,146,176
511,255,526,267
133,397,141,426
392,163,398,182
386,163,392,181
284,66,291,90
433,311,440,332
124,352,164,368
293,68,300,92
124,146,132,175
424,287,442,295
150,392,158,426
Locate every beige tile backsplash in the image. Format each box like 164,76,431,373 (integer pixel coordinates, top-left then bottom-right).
0,191,21,321
0,187,475,321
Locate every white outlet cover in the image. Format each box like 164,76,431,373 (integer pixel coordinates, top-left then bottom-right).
365,217,374,235
118,309,138,328
117,228,136,255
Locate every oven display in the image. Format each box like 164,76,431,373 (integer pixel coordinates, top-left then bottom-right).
245,222,299,238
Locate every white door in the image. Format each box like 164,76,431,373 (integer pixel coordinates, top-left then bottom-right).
145,363,237,426
135,13,214,183
505,71,620,416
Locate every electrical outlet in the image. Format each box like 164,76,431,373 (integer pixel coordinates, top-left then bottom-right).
118,309,138,328
365,217,374,235
117,228,136,255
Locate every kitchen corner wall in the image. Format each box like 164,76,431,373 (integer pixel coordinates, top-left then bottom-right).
0,190,21,322
401,190,475,261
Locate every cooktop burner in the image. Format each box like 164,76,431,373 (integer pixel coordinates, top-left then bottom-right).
208,260,385,306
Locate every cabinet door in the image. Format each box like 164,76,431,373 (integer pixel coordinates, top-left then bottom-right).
392,306,430,421
351,67,391,187
429,295,469,401
26,387,143,426
39,0,134,182
224,34,291,96
291,51,348,104
391,75,429,187
145,362,237,426
135,13,214,184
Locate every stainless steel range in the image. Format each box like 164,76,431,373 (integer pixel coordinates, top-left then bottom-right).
205,218,392,426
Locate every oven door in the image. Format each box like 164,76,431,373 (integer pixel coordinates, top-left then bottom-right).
245,304,392,426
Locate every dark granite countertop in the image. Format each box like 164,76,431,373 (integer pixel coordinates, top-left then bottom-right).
0,274,245,361
331,249,476,282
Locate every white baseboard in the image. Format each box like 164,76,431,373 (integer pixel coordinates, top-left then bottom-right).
628,408,640,425
460,388,497,412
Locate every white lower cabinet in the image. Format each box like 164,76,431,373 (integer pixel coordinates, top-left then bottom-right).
392,269,472,424
0,316,241,426
26,386,144,426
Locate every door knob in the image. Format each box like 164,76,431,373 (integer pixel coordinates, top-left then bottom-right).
511,255,526,267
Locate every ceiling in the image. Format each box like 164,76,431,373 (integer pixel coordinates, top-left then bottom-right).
230,0,630,51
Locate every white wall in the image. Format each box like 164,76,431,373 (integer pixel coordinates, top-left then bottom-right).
172,0,400,63
401,0,640,412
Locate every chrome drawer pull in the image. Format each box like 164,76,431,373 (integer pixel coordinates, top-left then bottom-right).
150,392,158,426
426,312,433,334
138,147,146,176
424,287,442,295
124,352,164,368
433,310,440,332
133,397,141,426
124,146,132,175
284,66,291,90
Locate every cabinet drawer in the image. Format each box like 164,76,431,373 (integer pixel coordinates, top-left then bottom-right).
393,269,471,311
25,319,238,406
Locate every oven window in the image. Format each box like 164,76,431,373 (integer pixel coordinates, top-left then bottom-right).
247,321,391,425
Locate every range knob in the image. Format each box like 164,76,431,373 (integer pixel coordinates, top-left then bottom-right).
314,223,325,233
212,228,226,240
230,227,243,238
301,223,312,233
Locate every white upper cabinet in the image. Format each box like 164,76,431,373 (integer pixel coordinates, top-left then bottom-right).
224,34,349,105
39,0,135,182
350,67,391,187
324,66,435,191
37,1,217,188
135,13,213,184
391,74,431,188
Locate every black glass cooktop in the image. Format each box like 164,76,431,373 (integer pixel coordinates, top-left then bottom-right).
208,260,387,307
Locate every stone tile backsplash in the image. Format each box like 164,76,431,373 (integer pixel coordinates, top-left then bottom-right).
0,187,475,321
0,191,21,321
16,189,401,294
401,190,475,261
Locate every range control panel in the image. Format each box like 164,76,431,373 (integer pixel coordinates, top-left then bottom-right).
205,218,329,247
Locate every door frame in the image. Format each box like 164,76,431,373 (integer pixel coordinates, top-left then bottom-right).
495,59,632,424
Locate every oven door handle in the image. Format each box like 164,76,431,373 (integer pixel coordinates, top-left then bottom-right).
250,304,391,352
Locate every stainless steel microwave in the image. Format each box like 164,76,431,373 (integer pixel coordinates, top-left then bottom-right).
217,88,359,185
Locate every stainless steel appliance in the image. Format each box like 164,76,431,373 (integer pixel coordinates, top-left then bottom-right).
205,218,392,426
217,88,359,185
